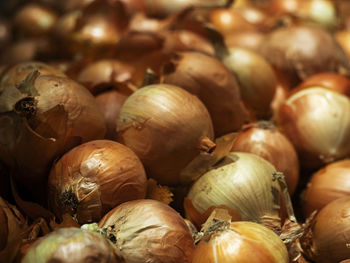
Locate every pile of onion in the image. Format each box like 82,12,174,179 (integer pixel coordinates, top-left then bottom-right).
98,199,194,263
116,84,215,186
48,140,147,224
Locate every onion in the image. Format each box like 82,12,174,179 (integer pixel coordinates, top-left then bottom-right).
277,87,350,169
222,47,277,119
185,152,283,230
117,84,214,186
48,140,147,224
335,30,350,60
0,197,27,263
22,227,117,263
271,81,290,119
0,19,11,49
96,90,128,140
0,71,106,203
302,160,350,217
98,199,194,263
301,197,350,263
259,25,350,87
225,30,265,52
161,51,249,136
231,121,299,194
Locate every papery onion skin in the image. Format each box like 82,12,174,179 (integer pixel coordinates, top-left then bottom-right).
302,160,350,217
99,199,194,263
231,122,299,195
161,51,249,136
48,140,147,224
277,87,350,169
117,84,214,186
301,197,350,263
192,221,288,263
185,152,281,229
22,227,117,263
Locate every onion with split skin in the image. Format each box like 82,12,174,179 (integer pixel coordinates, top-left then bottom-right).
48,140,147,224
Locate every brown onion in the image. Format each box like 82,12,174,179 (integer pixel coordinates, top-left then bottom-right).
301,197,350,263
225,30,265,52
259,25,350,87
22,227,117,263
336,30,350,60
161,51,249,136
98,199,194,263
48,140,147,224
0,71,106,202
277,87,350,169
302,160,350,217
0,19,11,49
231,121,299,194
271,81,290,119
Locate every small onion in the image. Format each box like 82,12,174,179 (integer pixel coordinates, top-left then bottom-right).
185,152,282,230
22,227,117,263
231,121,299,194
161,51,249,136
117,84,214,185
302,159,350,217
301,197,350,263
192,220,289,263
48,140,147,224
99,199,195,263
277,87,350,169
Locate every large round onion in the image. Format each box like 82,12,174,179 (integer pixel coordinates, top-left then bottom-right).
277,87,350,169
161,51,249,136
99,199,194,263
116,84,214,185
22,227,117,263
48,140,147,224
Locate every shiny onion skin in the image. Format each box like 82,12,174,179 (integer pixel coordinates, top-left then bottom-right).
161,52,249,136
225,30,265,52
116,84,214,186
277,87,350,169
99,199,195,263
301,197,350,263
302,160,350,217
48,140,147,224
185,152,281,230
260,25,350,87
22,227,117,263
231,121,299,195
192,221,289,263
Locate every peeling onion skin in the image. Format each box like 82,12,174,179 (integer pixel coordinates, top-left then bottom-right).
48,140,147,224
277,87,350,170
192,221,289,263
161,52,249,137
231,122,299,195
116,84,214,186
22,227,117,263
99,199,195,263
301,197,350,263
302,160,350,217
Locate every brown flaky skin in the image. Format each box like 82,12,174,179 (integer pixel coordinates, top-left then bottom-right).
116,84,214,186
161,52,249,137
48,140,147,224
99,199,195,263
301,197,350,263
303,160,350,217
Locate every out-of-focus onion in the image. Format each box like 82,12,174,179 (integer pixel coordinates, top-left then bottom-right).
302,160,350,217
99,199,194,263
260,25,350,87
301,197,350,263
277,87,350,169
161,51,249,136
336,30,350,60
231,121,299,194
185,152,282,230
48,140,147,224
22,227,117,263
222,47,277,119
0,71,106,202
117,84,214,185
0,19,11,49
225,30,265,52
0,197,27,263
96,90,128,140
